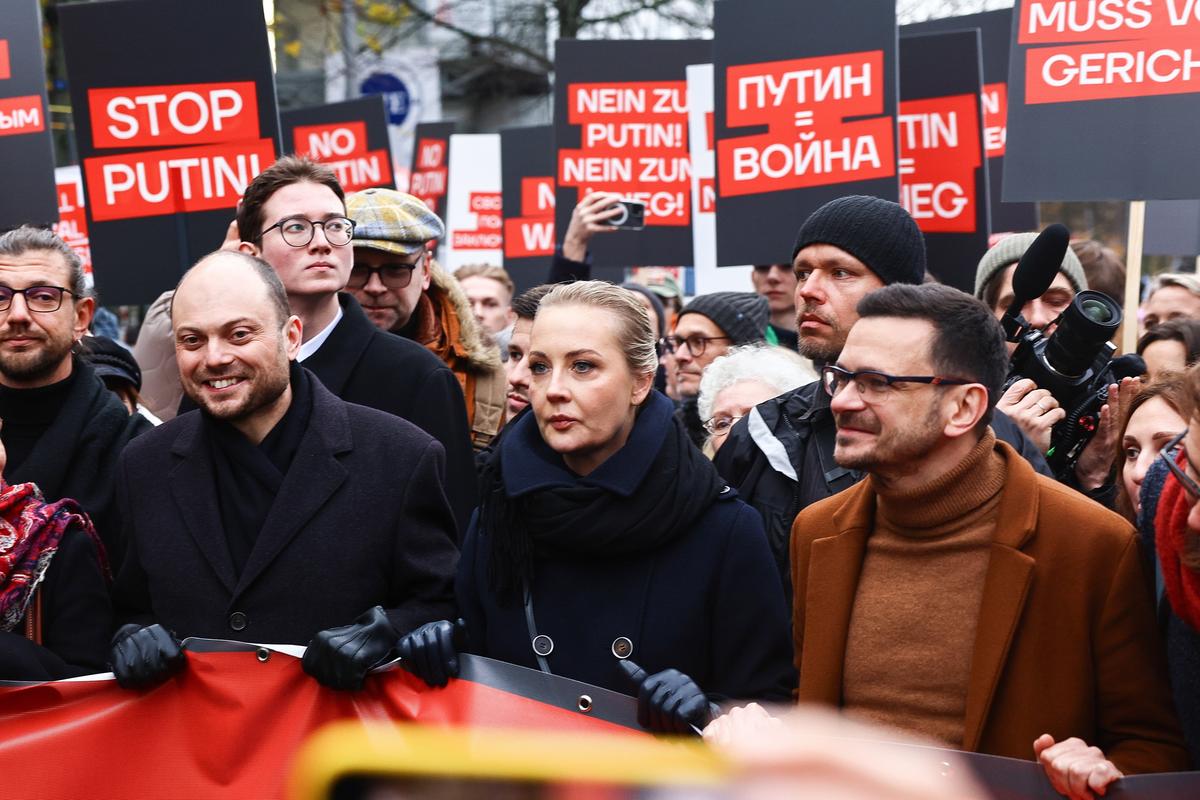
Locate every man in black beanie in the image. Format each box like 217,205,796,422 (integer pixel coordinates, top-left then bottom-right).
714,196,1050,592
670,291,769,447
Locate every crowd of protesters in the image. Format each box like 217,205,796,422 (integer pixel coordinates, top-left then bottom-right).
4,154,1200,797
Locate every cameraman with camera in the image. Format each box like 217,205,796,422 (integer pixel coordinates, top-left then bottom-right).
975,231,1140,500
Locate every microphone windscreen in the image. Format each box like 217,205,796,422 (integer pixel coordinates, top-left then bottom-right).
1011,223,1070,302
1110,353,1147,381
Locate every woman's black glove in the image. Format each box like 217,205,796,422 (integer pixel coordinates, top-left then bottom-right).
109,623,185,689
618,659,718,735
302,606,398,691
395,619,464,688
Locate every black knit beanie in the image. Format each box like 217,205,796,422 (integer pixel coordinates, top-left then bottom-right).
791,195,926,285
678,291,768,346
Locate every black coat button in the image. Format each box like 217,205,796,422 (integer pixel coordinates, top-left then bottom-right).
229,612,248,631
532,634,554,657
611,637,633,659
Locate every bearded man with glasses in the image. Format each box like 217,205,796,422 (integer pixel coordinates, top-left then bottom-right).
0,226,150,561
345,188,507,454
760,282,1187,790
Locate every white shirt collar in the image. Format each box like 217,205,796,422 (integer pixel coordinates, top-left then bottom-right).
297,303,344,362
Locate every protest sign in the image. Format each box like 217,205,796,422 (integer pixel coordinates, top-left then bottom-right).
282,96,394,194
904,9,1038,233
0,0,57,229
1005,0,1200,200
713,0,898,267
500,125,554,288
555,39,710,267
53,166,92,278
1145,199,1200,257
409,120,455,219
444,133,502,271
60,0,280,304
898,31,990,292
688,63,751,293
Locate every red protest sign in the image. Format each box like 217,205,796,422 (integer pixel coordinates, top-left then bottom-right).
505,176,555,259
717,50,896,197
452,191,504,250
558,80,692,227
1017,0,1200,45
0,93,43,136
898,94,983,234
0,40,10,81
53,168,92,275
409,124,453,217
291,120,392,193
88,81,260,149
83,138,276,221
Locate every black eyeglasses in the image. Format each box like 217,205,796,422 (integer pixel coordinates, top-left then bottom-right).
258,216,355,247
667,334,732,358
346,254,424,290
0,285,74,313
1160,430,1200,501
821,364,970,402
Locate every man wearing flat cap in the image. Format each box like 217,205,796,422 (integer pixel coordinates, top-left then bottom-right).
346,188,506,451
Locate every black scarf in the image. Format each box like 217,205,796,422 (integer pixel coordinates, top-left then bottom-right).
480,392,725,598
205,362,313,573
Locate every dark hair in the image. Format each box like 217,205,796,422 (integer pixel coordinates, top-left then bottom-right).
511,284,555,322
174,250,292,327
857,283,1008,429
0,225,89,299
1113,373,1189,521
236,155,345,243
1071,239,1125,305
1138,319,1200,367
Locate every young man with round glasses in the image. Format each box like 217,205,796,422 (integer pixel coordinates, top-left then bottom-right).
345,187,507,453
723,282,1188,789
0,226,150,560
231,156,477,535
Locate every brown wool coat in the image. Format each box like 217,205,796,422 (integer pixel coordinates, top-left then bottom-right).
791,438,1189,774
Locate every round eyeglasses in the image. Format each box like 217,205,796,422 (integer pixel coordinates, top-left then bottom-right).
259,216,355,247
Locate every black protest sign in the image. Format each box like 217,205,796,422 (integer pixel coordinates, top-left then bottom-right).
713,0,898,267
1005,0,1200,201
409,121,455,219
0,0,57,229
554,39,710,268
500,125,554,288
60,0,280,305
898,31,990,293
282,96,394,194
1146,200,1200,256
904,9,1038,233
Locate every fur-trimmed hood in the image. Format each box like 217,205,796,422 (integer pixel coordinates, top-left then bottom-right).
423,258,501,374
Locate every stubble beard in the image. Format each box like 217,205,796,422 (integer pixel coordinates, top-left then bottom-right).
192,354,291,425
835,403,944,473
0,332,74,385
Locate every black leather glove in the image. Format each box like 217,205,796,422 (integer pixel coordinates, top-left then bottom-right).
618,659,717,735
302,606,398,691
395,619,464,688
109,623,186,690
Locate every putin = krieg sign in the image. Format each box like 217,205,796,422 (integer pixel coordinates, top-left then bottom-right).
713,0,897,267
60,0,280,304
1005,0,1200,200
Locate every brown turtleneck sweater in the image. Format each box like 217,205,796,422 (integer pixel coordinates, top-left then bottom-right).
841,430,1006,748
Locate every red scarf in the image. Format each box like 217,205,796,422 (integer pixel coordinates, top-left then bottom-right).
1155,451,1200,632
0,482,108,634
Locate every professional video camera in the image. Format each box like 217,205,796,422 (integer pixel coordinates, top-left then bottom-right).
1000,224,1143,480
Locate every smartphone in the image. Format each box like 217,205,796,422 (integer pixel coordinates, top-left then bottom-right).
604,199,646,230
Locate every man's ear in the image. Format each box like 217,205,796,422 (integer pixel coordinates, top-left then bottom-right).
943,384,991,439
73,296,96,342
282,314,303,359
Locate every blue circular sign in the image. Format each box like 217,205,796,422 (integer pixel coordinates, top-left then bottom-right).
360,72,411,126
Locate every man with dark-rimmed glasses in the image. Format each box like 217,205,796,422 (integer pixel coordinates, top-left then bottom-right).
775,282,1187,789
0,225,150,559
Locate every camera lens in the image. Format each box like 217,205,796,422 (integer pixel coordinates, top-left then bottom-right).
1043,290,1122,378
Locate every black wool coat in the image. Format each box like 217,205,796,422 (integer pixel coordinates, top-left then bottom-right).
0,529,112,681
305,294,478,537
113,373,459,644
457,395,796,703
2,359,151,565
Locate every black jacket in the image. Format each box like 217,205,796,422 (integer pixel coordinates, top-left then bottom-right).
458,394,795,702
304,294,477,536
714,380,1054,594
2,359,151,564
113,372,459,644
0,528,112,681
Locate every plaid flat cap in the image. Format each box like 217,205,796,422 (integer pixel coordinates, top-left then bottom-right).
346,188,446,256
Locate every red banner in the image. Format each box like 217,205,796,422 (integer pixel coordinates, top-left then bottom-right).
411,136,449,214
0,649,636,800
504,176,555,258
0,39,10,81
0,94,44,137
291,120,392,194
88,81,260,149
898,94,983,234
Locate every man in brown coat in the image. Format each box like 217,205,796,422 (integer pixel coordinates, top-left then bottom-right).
790,283,1187,796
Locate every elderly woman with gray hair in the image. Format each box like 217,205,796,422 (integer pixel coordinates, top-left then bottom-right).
697,344,817,456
